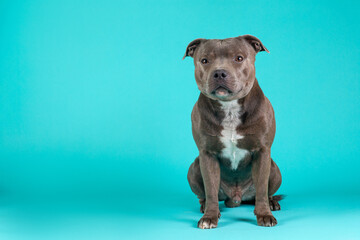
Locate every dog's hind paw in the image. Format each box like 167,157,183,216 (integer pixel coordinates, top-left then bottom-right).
269,197,281,211
199,199,205,213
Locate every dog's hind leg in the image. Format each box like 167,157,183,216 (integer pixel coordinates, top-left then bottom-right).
187,157,206,213
268,159,282,211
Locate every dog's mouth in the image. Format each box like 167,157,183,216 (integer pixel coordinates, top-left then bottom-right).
211,86,233,97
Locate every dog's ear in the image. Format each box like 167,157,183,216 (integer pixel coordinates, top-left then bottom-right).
241,35,269,53
183,38,206,60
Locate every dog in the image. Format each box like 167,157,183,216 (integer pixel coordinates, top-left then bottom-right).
184,35,282,229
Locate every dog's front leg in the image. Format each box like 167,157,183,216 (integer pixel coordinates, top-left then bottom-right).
252,148,277,227
197,150,221,229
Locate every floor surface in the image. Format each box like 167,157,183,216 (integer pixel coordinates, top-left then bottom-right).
0,194,359,240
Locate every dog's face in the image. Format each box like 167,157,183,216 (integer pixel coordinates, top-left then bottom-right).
183,35,269,101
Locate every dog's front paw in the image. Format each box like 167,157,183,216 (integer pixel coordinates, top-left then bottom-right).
197,212,220,229
256,214,277,227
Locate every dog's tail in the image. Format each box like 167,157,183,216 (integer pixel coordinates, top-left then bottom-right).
271,194,286,201
242,194,286,205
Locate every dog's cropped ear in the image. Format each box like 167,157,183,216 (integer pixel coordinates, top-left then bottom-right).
183,38,206,60
241,35,269,53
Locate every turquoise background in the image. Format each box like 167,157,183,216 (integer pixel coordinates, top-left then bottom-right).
0,0,359,239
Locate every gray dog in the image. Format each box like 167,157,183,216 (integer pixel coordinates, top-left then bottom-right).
184,35,282,229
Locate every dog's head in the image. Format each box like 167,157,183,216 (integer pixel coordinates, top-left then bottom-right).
183,35,269,101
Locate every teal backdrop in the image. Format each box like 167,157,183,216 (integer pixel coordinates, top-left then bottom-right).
0,0,359,239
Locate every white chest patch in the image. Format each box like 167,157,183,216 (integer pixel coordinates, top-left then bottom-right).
219,100,249,170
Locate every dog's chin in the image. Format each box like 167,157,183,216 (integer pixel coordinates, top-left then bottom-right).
212,87,232,97
209,87,241,101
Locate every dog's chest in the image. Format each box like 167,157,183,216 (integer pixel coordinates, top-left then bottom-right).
219,100,249,170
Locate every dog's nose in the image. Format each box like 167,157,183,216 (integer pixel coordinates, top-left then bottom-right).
213,69,228,80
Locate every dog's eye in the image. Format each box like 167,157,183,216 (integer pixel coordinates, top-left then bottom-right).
201,58,208,64
235,56,244,62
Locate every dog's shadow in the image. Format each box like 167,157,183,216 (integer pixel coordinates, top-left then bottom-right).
233,217,257,226
172,202,259,228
